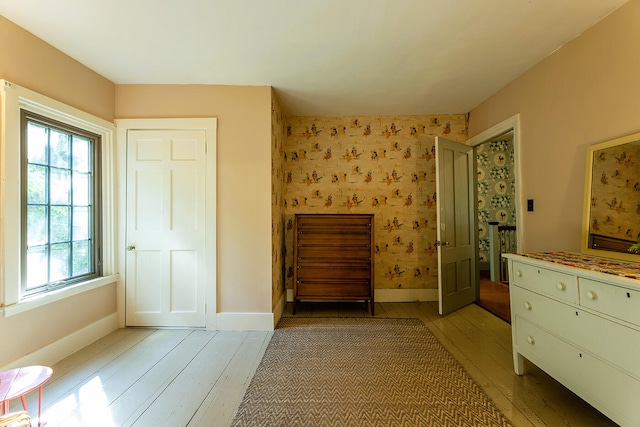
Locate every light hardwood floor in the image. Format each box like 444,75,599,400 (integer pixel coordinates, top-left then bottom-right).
11,302,617,426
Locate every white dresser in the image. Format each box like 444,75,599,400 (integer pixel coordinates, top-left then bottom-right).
505,252,640,427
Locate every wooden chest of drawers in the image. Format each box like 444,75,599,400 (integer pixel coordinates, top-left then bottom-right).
293,214,375,315
505,253,640,426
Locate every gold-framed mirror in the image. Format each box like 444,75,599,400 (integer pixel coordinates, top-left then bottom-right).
581,131,640,262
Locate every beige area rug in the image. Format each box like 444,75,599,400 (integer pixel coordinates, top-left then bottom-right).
231,317,513,427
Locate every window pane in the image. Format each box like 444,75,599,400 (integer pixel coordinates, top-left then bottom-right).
26,246,48,289
72,172,90,206
73,206,90,240
50,243,70,282
27,122,48,165
50,206,70,243
28,164,48,204
73,136,91,173
72,240,90,275
50,168,71,205
27,206,48,246
50,130,70,168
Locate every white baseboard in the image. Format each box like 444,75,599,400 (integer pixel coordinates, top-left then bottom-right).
216,312,275,331
286,288,438,303
0,313,119,371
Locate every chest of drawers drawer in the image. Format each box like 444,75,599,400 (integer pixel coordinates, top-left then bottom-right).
511,261,578,303
296,264,372,281
579,277,640,326
297,245,372,261
296,281,371,298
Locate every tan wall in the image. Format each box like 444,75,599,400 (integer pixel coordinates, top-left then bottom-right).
468,0,640,252
0,17,117,366
115,85,274,314
0,16,115,122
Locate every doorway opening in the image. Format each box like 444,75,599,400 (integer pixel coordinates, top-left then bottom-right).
475,131,515,322
467,115,522,323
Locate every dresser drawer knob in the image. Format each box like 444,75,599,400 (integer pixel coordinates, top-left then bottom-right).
516,270,522,277
586,291,597,300
526,335,535,345
523,302,532,310
556,282,566,291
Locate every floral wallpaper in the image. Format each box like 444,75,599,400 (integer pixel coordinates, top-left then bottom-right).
476,136,516,263
271,94,286,309
590,142,640,243
283,115,467,293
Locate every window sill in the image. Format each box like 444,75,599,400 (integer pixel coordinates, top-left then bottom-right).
1,275,119,317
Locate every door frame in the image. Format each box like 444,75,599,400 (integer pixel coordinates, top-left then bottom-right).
467,114,523,299
116,118,217,330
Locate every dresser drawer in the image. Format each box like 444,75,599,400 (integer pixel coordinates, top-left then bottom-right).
297,282,371,298
511,261,578,303
512,285,640,380
515,317,640,427
579,278,640,327
297,232,372,246
511,285,569,325
297,245,372,261
297,265,371,281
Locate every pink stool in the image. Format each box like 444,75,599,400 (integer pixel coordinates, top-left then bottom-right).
0,366,53,426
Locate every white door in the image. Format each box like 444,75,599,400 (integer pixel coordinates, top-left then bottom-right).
435,137,477,315
125,129,206,327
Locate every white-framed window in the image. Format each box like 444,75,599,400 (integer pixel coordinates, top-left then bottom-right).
21,110,102,296
1,80,117,313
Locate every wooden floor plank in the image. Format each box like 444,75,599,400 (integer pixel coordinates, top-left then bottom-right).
188,331,272,427
18,328,157,416
129,331,263,427
108,330,218,426
46,329,192,425
49,328,141,379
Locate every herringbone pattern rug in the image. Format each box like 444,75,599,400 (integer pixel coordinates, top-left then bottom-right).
231,317,513,426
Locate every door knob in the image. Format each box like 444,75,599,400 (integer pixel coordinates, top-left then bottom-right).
434,240,450,247
127,245,136,251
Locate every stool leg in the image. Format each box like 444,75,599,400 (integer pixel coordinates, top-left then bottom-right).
38,386,43,426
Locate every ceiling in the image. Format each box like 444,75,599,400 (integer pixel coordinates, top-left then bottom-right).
0,0,629,117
